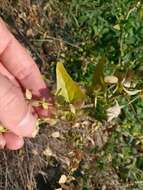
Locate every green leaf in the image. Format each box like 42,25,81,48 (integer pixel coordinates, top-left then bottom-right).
56,62,85,104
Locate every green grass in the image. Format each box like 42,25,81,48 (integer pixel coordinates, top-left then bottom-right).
59,0,143,189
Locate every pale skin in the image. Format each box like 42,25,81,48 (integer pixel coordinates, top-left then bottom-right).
0,18,54,150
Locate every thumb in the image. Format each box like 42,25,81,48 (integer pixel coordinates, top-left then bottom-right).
0,72,36,137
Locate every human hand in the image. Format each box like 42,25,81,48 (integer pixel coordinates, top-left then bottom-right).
0,18,54,150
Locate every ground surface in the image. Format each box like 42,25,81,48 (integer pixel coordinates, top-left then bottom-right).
1,0,143,190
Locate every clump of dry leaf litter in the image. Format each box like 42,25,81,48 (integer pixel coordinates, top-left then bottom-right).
0,116,115,190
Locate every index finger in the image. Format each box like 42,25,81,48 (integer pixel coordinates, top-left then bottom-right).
0,18,49,99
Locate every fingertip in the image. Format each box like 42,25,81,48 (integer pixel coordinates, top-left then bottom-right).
5,103,37,138
4,132,24,150
12,105,37,138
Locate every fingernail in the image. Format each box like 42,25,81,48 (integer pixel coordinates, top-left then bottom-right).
39,87,50,100
33,87,52,101
13,105,37,138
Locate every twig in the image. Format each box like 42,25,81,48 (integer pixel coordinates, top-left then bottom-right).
30,37,80,49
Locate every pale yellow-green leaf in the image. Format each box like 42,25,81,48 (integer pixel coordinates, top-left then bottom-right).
123,87,141,96
31,100,40,107
59,175,67,184
32,127,39,138
51,131,60,138
122,79,131,88
113,24,120,30
94,96,97,108
25,89,32,100
107,101,122,122
32,99,49,109
104,75,118,84
44,118,57,126
69,104,76,114
56,62,85,103
42,101,49,109
43,146,53,157
0,124,7,133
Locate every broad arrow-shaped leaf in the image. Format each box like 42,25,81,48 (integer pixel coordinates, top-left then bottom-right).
56,62,85,104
